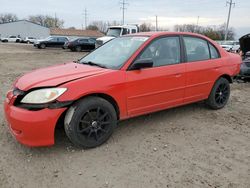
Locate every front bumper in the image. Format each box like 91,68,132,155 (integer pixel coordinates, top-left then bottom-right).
4,98,66,147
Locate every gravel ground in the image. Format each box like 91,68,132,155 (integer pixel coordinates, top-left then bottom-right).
0,43,249,188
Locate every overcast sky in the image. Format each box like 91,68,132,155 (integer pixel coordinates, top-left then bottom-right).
1,0,249,38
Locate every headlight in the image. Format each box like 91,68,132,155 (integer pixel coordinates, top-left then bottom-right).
21,88,67,104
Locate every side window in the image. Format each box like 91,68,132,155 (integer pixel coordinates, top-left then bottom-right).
10,36,16,38
184,37,210,62
131,29,136,33
59,37,67,42
122,28,129,35
49,37,57,42
137,37,181,67
209,43,220,59
79,39,88,43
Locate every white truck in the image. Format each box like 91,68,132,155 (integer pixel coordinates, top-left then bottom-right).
95,25,139,48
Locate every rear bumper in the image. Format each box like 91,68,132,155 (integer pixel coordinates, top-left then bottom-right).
4,100,66,147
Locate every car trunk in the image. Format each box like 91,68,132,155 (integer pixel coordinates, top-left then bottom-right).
239,33,250,55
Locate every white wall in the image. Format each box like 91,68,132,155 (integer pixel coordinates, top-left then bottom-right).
0,20,50,39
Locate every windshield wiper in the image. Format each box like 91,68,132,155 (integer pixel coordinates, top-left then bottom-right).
81,61,107,68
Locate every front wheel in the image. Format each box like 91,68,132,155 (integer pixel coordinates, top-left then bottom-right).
64,97,117,148
40,43,46,49
206,77,230,110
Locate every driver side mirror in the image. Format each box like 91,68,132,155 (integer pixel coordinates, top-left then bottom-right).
129,58,153,70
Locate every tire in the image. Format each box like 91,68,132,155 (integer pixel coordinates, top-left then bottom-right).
40,43,46,49
75,46,81,52
16,39,20,43
206,77,230,110
64,97,117,148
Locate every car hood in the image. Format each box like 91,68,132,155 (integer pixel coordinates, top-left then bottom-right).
97,36,115,43
14,62,111,91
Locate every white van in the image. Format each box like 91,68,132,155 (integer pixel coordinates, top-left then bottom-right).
95,25,139,48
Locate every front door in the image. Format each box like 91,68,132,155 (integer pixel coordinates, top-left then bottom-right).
126,36,186,117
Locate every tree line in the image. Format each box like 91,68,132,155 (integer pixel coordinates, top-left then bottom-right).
0,13,64,28
0,13,235,40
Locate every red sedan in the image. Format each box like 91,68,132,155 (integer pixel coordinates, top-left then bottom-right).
4,32,241,148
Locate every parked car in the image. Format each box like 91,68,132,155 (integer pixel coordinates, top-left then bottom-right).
1,35,21,43
238,34,250,79
22,37,36,44
95,25,139,48
218,40,240,52
34,36,69,49
4,32,241,148
64,37,96,52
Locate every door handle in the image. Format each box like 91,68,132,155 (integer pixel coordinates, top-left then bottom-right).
175,73,182,78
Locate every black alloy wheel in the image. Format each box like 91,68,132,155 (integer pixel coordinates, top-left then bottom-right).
206,77,230,109
64,97,117,148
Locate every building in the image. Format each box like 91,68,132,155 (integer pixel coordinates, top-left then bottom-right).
0,20,105,40
0,20,50,39
50,28,104,39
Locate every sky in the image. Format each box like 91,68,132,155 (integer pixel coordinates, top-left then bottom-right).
1,0,249,38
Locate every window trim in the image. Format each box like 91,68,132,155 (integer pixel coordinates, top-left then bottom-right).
181,35,221,63
127,35,184,71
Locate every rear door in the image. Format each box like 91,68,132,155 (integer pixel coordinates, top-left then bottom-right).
182,36,221,103
47,37,57,47
126,36,186,117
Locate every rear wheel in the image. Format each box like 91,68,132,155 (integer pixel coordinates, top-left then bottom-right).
75,46,81,52
206,77,230,109
64,97,117,148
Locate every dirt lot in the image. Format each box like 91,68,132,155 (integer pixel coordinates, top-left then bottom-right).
0,43,249,188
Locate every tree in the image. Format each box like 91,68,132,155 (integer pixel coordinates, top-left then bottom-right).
139,23,152,32
86,25,99,30
28,15,64,28
174,23,235,40
86,21,120,33
0,13,18,23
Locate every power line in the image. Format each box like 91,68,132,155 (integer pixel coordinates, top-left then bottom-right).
225,0,235,40
120,0,128,25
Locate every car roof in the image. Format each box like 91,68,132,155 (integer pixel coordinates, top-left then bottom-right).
130,31,213,38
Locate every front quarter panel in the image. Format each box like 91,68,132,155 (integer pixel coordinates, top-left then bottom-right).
57,70,127,119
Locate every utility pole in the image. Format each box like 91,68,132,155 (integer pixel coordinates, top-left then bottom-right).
54,13,57,28
225,0,235,40
120,0,128,25
155,15,158,31
83,8,88,30
196,16,200,32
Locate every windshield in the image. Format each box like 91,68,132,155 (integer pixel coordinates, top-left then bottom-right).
106,28,122,37
80,36,149,69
